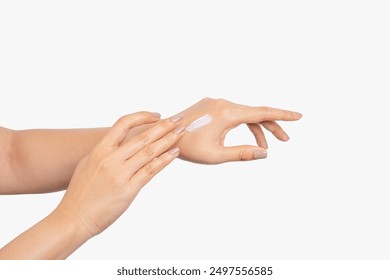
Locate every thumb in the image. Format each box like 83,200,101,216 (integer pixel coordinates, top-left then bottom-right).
217,145,268,162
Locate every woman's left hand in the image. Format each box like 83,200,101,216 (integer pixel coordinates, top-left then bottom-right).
173,98,302,164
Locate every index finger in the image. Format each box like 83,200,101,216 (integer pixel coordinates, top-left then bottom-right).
236,106,302,123
101,112,161,147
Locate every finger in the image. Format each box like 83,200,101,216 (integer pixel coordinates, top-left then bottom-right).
101,112,161,147
127,147,180,194
217,145,268,163
236,106,302,123
247,123,268,149
116,116,183,161
260,121,289,141
123,124,185,176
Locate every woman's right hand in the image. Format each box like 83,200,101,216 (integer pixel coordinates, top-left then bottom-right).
55,112,185,238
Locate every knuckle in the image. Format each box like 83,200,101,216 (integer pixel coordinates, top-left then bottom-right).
260,106,271,117
215,98,232,112
215,98,227,104
201,97,228,105
97,156,112,172
137,133,150,144
160,119,172,129
143,163,155,176
268,124,278,134
165,131,177,142
116,115,129,126
220,106,235,121
238,148,249,161
142,145,154,157
201,97,213,102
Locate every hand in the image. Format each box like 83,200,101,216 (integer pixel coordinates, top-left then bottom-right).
56,112,185,237
174,98,302,164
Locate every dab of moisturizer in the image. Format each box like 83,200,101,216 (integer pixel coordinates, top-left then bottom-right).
186,114,213,132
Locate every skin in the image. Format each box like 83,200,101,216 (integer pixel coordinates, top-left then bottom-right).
171,98,302,163
0,112,184,259
0,98,302,259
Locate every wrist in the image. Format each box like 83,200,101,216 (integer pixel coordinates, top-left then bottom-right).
49,206,94,244
0,207,94,260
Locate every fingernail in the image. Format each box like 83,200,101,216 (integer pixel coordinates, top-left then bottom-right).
293,112,302,118
151,112,161,118
170,114,183,122
175,125,185,135
254,150,267,159
169,147,180,155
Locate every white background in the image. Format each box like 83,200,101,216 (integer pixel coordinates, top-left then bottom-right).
0,0,389,260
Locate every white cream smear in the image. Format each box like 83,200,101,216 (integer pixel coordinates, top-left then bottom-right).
186,114,213,132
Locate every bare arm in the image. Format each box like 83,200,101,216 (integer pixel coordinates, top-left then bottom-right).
0,209,90,259
0,100,302,259
1,98,302,195
1,127,110,194
0,113,183,259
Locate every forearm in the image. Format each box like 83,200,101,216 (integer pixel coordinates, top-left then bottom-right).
2,124,160,194
5,128,110,194
0,112,182,259
0,209,90,260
